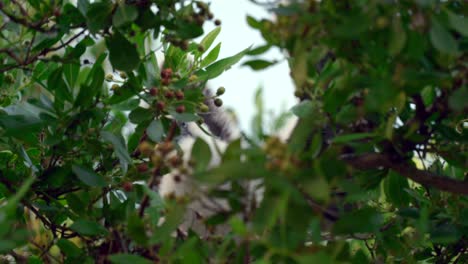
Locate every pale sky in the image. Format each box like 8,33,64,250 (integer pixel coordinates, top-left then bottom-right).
204,1,297,132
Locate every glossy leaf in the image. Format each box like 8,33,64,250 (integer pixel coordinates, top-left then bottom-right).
147,119,164,142
108,255,152,264
430,18,459,55
243,59,276,71
106,31,140,71
70,220,108,236
197,47,250,80
200,27,221,51
191,137,212,172
201,42,221,67
113,4,138,28
72,164,107,187
101,131,132,174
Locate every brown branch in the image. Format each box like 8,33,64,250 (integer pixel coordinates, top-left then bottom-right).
46,29,87,53
0,48,22,63
0,29,87,73
342,153,468,195
11,0,28,17
0,4,54,33
138,120,179,217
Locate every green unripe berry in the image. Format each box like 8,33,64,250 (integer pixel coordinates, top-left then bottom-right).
105,74,114,82
214,98,223,107
216,87,225,96
199,103,209,112
119,72,128,79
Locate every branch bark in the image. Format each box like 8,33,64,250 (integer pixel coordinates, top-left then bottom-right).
342,153,468,195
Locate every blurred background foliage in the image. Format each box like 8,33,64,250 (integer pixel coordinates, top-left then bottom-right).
0,0,467,263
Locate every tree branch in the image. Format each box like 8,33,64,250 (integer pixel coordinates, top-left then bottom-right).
0,4,54,33
342,153,468,195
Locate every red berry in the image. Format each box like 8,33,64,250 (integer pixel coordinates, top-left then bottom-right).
156,101,165,110
162,78,171,85
122,182,133,192
137,163,149,172
176,105,185,113
164,90,174,99
149,87,159,96
175,90,184,100
161,68,173,79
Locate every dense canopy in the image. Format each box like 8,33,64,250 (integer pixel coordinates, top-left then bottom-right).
0,0,467,263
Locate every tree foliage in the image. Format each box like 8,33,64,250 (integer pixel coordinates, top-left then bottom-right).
0,0,467,263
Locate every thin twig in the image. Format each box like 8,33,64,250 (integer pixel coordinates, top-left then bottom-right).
342,153,468,195
11,0,28,17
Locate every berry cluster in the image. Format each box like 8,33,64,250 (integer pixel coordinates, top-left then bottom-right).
129,139,192,197
149,68,187,114
165,1,221,50
263,136,300,174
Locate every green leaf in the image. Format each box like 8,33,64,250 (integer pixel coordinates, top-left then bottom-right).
1,174,35,215
63,63,80,90
296,252,333,264
72,164,107,187
127,213,148,245
243,59,276,71
246,44,272,56
200,27,221,51
129,107,153,124
70,219,108,236
246,16,261,29
191,137,212,172
101,131,132,174
113,3,138,28
291,100,315,118
74,53,106,108
48,68,73,102
302,176,329,202
150,204,185,243
384,170,410,207
147,119,164,142
106,31,140,71
388,18,406,56
108,254,152,264
201,42,221,68
430,224,461,244
332,133,374,143
111,98,140,111
229,216,247,236
86,1,113,34
57,239,82,258
430,18,459,55
177,22,204,39
222,138,242,162
197,160,268,184
447,10,468,37
197,47,251,80
169,111,200,122
333,208,383,235
448,86,468,111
